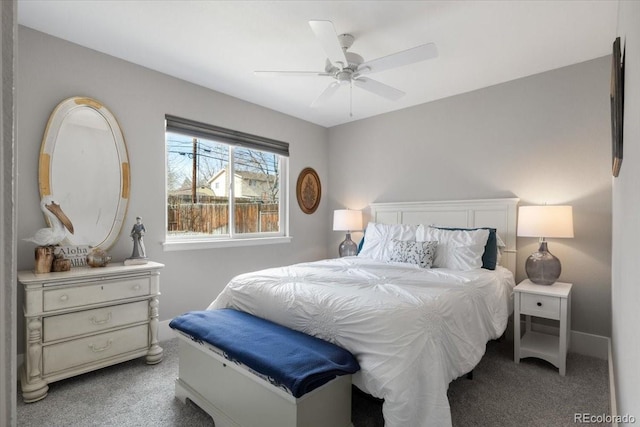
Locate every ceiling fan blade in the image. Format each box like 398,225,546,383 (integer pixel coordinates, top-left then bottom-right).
310,81,341,108
254,71,331,77
309,20,348,68
357,43,438,76
353,77,405,101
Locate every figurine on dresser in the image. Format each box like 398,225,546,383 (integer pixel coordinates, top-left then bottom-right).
125,216,148,265
23,196,75,273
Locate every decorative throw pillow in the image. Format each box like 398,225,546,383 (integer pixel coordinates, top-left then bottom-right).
389,240,437,268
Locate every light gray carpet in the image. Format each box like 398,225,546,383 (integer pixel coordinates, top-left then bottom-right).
18,338,609,426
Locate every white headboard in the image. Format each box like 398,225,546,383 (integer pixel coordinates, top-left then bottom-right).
369,198,519,276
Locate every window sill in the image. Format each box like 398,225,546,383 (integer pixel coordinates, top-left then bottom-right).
162,236,292,251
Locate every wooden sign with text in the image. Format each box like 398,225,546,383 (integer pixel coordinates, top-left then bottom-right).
54,245,90,268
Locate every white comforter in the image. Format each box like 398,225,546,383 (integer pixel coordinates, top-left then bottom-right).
208,257,514,427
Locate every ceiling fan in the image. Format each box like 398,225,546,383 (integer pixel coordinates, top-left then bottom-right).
255,20,438,114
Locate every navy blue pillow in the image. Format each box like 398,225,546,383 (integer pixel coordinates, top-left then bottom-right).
357,235,365,254
432,226,498,270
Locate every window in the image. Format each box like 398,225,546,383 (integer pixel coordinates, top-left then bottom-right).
165,115,289,249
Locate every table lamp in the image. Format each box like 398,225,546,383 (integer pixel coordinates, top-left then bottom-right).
517,205,574,285
333,209,363,257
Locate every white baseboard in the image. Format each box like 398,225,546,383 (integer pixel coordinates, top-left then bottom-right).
159,319,175,342
569,329,609,360
609,339,618,425
161,317,611,358
534,324,608,360
506,319,609,360
18,319,611,379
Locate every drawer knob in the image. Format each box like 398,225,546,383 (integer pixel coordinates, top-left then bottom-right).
89,339,113,353
89,312,112,325
536,302,542,307
59,294,69,302
133,284,141,291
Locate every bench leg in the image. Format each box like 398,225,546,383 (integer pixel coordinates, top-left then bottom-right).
175,378,188,404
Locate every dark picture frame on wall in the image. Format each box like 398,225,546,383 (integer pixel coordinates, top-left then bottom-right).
610,36,625,177
296,167,321,214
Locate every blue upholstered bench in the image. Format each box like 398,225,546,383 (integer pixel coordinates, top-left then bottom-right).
170,309,359,427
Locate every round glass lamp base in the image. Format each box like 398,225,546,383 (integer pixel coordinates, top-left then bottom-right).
525,241,561,286
338,233,358,257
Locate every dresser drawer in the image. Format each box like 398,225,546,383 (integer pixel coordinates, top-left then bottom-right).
43,277,150,311
519,292,560,320
42,324,148,376
43,300,149,342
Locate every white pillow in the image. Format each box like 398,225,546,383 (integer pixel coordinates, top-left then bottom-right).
389,239,437,268
496,233,506,265
417,226,490,270
358,222,417,261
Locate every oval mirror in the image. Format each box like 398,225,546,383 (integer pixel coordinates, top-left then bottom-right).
39,97,130,250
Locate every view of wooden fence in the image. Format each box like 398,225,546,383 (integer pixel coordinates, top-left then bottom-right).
168,202,279,234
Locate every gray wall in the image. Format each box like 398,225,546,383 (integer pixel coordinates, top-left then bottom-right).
16,27,330,350
327,57,612,338
612,0,640,417
17,26,614,350
2,1,17,425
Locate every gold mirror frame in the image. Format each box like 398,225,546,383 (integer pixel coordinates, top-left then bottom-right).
39,97,130,250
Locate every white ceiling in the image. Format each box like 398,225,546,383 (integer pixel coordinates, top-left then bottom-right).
18,1,618,128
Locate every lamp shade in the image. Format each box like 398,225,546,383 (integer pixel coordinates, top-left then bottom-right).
517,206,574,238
333,209,363,232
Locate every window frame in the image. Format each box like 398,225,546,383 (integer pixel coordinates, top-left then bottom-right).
163,116,291,251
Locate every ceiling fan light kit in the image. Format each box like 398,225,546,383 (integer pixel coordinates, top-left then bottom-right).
255,20,438,114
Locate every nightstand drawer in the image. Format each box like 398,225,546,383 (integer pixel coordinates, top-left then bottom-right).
43,277,150,311
43,300,149,342
520,293,560,319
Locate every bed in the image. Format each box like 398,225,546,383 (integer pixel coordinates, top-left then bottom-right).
206,198,519,427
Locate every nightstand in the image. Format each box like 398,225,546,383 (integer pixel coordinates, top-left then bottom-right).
514,279,572,376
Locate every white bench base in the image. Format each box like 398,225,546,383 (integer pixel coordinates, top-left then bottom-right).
174,333,354,427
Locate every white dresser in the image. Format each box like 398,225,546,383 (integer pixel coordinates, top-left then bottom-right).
19,261,164,402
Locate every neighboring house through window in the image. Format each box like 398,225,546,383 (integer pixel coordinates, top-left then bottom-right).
164,115,289,249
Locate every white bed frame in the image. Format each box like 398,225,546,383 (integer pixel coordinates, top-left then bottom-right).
369,198,519,276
